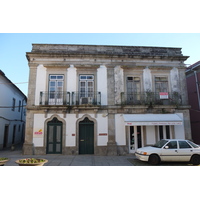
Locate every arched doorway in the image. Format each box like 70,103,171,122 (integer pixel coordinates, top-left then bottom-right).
47,117,63,154
79,117,94,154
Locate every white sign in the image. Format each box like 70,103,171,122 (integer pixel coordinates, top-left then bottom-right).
125,122,182,126
160,92,169,99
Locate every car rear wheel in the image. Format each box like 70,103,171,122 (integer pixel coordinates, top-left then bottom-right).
148,154,160,165
190,155,200,165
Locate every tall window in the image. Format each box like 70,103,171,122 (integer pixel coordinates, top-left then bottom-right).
49,75,64,105
155,77,168,93
127,77,141,103
79,75,94,97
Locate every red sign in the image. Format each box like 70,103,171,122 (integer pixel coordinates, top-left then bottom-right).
34,132,42,135
160,92,168,99
99,133,107,136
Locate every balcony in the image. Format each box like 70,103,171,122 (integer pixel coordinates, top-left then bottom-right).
40,91,70,105
121,91,182,106
71,92,101,106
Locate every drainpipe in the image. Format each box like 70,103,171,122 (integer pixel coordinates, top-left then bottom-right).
193,70,200,110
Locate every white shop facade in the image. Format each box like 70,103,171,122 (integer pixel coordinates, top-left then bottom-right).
115,113,185,153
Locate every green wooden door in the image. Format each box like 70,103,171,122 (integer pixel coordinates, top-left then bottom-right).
79,117,94,154
47,118,62,154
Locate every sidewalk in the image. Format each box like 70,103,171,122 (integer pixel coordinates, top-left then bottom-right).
0,148,135,166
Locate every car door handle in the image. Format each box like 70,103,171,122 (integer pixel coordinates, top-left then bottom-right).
175,150,178,152
80,139,84,142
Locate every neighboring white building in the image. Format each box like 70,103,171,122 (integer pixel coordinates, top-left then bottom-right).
0,70,27,150
23,44,191,155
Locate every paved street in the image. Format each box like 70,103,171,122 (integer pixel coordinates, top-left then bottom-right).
0,149,197,166
0,147,134,166
0,145,197,166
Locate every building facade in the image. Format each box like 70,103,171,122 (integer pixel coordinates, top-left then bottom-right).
23,44,191,155
0,70,27,150
186,61,200,144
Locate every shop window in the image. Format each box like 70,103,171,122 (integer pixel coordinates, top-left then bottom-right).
159,125,171,140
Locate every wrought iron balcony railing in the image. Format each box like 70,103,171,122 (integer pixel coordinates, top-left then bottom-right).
40,91,70,105
121,92,182,106
71,92,101,105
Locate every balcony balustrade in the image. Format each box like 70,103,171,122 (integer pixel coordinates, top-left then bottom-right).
40,91,70,105
39,91,101,106
121,91,182,106
71,92,101,106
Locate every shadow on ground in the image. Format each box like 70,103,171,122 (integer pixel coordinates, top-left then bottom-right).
128,158,199,166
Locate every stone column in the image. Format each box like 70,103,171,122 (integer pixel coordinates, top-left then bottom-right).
23,63,38,155
107,66,117,155
114,65,124,104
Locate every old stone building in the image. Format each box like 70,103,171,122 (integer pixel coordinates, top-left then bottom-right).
23,44,191,155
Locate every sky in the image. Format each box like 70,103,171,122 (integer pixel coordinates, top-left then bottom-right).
0,33,200,96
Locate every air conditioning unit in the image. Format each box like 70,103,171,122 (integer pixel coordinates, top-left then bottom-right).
80,97,93,104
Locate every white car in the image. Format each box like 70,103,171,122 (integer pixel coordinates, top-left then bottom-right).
135,139,200,165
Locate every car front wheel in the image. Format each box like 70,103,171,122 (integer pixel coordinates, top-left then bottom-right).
190,155,200,165
148,154,160,165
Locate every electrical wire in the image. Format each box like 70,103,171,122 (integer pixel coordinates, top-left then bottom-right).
0,82,28,85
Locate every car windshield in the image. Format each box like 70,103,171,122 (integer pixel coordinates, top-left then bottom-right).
152,140,168,148
187,140,199,148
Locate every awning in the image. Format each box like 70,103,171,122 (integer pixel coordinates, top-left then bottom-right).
123,114,183,126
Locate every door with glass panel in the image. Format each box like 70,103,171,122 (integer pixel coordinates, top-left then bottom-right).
155,77,168,102
79,75,94,104
49,75,64,105
127,77,141,104
47,117,62,154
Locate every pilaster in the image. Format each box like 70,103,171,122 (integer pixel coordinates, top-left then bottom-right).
107,112,117,155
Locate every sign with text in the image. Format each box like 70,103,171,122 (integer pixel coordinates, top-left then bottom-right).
160,92,169,99
34,129,43,135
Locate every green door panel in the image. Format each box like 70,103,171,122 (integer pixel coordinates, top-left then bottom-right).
79,118,94,154
47,118,62,154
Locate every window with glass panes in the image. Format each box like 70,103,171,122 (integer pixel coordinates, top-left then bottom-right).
79,75,94,97
155,77,168,93
49,75,64,100
127,77,141,103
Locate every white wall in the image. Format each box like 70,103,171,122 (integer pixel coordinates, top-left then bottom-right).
174,113,185,139
35,64,47,105
0,74,26,149
32,113,109,147
65,114,76,146
97,65,108,105
97,114,108,146
67,65,77,92
146,126,156,145
143,67,152,91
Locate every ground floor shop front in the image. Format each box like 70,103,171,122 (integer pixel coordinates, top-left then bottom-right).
23,112,190,155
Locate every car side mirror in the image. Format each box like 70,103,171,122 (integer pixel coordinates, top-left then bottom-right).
164,146,169,149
